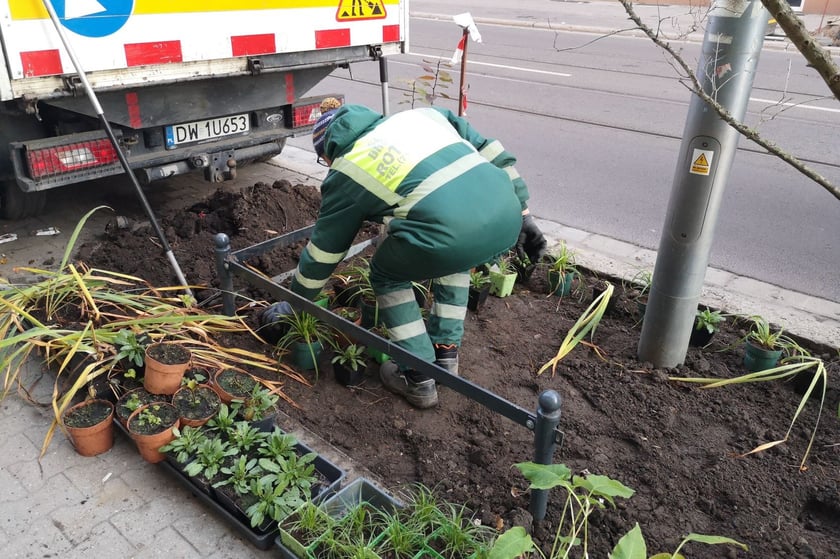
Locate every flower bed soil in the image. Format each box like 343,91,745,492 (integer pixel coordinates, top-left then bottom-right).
77,180,840,558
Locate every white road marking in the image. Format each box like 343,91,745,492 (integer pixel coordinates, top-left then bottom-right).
408,51,572,78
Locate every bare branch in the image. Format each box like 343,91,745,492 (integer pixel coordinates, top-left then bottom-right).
618,0,840,201
761,0,840,102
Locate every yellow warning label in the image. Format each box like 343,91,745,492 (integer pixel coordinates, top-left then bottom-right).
336,0,387,20
689,149,713,176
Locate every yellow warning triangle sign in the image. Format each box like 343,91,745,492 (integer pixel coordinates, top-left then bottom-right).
693,153,709,167
337,0,386,21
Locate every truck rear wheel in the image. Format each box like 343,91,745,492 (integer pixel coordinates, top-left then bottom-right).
0,181,47,220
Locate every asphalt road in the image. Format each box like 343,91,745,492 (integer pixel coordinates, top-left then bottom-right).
296,14,840,303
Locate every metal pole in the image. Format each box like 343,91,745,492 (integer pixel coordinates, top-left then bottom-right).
457,28,469,117
214,233,236,316
638,0,769,367
41,0,192,295
529,390,562,521
379,57,390,116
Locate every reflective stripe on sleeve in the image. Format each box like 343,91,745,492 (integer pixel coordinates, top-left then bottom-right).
505,166,521,181
479,140,505,162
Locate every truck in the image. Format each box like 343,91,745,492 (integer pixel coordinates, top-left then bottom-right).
0,0,407,219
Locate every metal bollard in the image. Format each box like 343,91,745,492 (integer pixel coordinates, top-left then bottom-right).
529,389,562,521
214,233,235,316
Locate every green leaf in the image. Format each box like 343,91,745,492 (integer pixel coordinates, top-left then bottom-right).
575,474,635,504
515,462,571,490
682,533,748,550
488,527,535,559
609,523,647,559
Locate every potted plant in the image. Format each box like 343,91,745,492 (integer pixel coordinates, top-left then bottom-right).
331,306,362,349
61,398,115,457
172,377,221,427
274,309,336,376
331,343,368,387
126,401,181,463
183,435,238,495
468,270,491,312
689,308,726,347
488,256,517,298
143,341,191,395
159,425,209,470
742,315,797,372
628,269,653,316
238,384,280,431
365,326,391,365
115,387,163,426
545,243,580,298
213,367,260,404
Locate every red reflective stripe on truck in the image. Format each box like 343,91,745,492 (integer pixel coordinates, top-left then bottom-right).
382,24,400,42
125,92,142,129
315,29,351,49
285,74,295,104
124,41,183,67
20,49,62,77
231,34,277,56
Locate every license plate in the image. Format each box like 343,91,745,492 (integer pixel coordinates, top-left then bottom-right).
165,114,250,149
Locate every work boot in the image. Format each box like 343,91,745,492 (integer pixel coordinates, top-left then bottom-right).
379,361,438,409
434,343,459,376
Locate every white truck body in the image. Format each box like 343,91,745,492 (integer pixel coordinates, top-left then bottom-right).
0,0,407,218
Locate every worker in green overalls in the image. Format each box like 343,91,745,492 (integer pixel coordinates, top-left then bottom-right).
289,103,546,408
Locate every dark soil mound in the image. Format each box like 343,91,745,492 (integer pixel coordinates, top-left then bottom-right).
77,180,840,558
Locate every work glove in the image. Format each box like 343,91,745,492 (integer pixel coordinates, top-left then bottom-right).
258,301,294,345
516,214,547,264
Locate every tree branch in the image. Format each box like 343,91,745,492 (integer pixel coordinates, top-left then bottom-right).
761,0,840,102
617,0,840,201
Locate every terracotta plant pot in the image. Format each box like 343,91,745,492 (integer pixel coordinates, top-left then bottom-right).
62,399,115,457
127,402,181,463
143,343,191,395
172,384,221,427
213,368,259,404
115,387,166,426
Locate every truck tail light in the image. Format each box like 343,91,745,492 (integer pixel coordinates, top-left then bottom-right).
26,138,119,179
290,94,345,128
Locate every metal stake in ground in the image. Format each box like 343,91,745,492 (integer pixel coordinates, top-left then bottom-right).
40,0,192,296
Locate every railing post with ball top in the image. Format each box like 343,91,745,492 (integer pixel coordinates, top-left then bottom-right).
530,389,562,521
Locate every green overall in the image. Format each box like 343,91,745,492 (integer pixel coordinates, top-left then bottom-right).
291,105,530,366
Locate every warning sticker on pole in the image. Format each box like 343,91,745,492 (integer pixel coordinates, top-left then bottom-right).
690,149,714,176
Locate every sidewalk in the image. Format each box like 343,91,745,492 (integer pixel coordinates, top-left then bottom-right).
2,4,839,557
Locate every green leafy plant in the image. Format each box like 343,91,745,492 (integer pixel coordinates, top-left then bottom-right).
694,308,726,334
627,269,653,301
274,308,337,380
545,242,579,275
742,314,804,354
159,425,209,464
489,462,635,558
213,455,262,496
433,502,494,558
469,270,491,290
184,436,238,481
246,471,309,528
609,523,748,559
228,420,268,453
331,343,368,373
258,428,300,462
113,328,146,368
239,384,280,422
206,403,240,436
